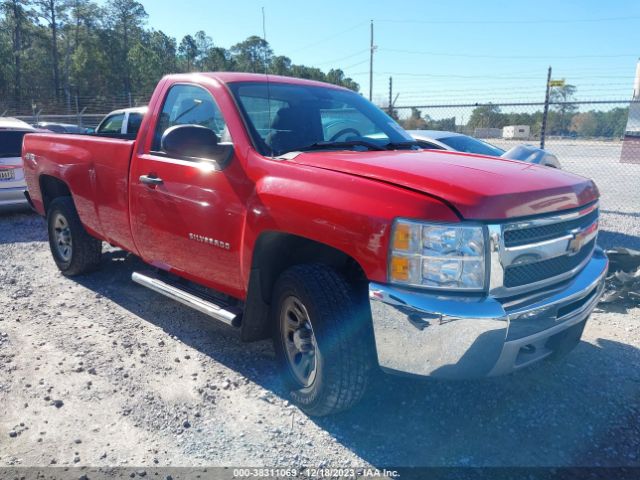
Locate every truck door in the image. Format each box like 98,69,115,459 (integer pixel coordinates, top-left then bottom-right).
129,83,246,298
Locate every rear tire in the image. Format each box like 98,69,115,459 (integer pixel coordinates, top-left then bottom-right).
271,264,374,416
47,197,102,276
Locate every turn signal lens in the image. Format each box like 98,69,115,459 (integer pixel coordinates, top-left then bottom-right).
392,223,411,251
390,256,410,282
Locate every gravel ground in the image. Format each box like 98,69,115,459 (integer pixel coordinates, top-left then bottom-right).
1,211,639,469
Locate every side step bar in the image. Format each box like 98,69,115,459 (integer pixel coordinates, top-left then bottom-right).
132,271,242,327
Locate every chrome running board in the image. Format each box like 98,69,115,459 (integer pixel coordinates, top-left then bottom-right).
132,271,241,327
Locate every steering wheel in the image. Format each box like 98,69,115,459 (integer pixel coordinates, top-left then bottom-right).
329,128,362,142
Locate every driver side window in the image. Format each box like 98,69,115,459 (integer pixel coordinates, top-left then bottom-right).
152,84,230,152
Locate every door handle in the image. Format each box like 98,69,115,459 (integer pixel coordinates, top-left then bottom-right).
139,174,163,186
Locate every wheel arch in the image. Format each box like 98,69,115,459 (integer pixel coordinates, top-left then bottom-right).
241,231,369,342
39,174,72,213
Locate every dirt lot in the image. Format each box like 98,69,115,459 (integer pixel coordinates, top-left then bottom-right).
1,211,639,469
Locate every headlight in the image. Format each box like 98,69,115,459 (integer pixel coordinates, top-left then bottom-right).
389,219,487,291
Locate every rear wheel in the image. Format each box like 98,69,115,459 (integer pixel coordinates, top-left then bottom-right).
272,264,374,416
47,197,102,276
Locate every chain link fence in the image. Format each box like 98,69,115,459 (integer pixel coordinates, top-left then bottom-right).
0,92,153,129
1,95,638,248
394,100,640,249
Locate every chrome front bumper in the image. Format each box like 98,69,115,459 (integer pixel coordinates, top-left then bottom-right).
369,248,608,378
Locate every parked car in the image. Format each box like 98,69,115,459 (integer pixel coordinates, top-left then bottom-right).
22,73,606,415
0,117,37,209
408,130,562,168
33,121,89,134
95,106,147,138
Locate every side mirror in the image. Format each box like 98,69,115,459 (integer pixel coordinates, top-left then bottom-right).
161,124,233,166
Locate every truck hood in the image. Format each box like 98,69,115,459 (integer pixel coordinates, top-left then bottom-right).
289,149,598,220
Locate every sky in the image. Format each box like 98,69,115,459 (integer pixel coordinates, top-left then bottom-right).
106,0,640,106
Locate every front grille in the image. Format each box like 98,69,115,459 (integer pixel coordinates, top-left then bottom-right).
504,239,595,288
504,208,598,247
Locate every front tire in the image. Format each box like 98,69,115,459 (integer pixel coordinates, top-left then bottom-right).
47,197,102,276
271,264,374,416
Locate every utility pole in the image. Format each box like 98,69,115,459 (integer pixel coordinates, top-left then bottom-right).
540,66,552,149
369,20,374,101
388,76,392,116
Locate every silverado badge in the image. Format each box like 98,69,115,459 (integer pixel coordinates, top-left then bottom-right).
188,233,230,250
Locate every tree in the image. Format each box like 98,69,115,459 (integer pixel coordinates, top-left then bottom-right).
467,104,504,129
106,0,147,95
201,46,234,71
1,0,33,108
602,107,628,138
325,68,359,91
269,55,291,76
64,0,99,100
230,35,272,73
129,30,176,94
34,0,68,100
0,12,365,114
289,64,325,81
570,111,598,137
178,34,197,71
193,30,211,67
402,108,428,130
426,116,456,131
550,84,577,134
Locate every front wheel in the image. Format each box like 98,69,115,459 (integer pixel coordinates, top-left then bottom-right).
47,197,102,276
271,264,374,416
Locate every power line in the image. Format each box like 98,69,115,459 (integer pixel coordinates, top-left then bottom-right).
356,70,635,80
341,58,370,71
287,21,368,54
378,47,638,60
376,15,640,25
314,49,370,66
393,86,635,95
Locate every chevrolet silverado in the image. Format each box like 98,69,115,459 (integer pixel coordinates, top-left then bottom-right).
22,73,608,415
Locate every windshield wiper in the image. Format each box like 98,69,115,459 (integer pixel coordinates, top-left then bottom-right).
293,140,386,153
384,140,420,150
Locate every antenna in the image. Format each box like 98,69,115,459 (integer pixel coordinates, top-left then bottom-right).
262,6,274,158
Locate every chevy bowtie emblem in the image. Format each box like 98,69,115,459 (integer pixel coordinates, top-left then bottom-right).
567,223,596,255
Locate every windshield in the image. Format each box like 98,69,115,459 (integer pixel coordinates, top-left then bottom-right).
438,135,505,157
228,82,414,156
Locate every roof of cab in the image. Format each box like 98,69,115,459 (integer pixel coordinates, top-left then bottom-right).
164,72,349,90
105,106,149,116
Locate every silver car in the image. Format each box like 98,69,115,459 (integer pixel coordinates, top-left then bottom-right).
0,117,36,209
408,130,561,168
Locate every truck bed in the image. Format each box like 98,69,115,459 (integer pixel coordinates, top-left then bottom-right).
23,133,138,253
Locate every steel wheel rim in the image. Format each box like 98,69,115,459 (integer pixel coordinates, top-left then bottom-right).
280,296,318,387
53,213,72,262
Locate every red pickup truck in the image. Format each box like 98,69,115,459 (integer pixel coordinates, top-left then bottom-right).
22,73,608,415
